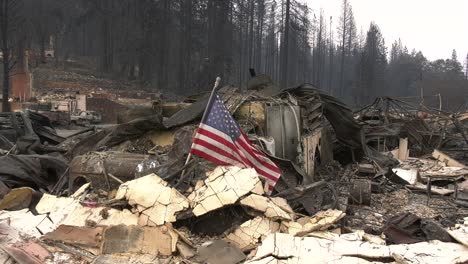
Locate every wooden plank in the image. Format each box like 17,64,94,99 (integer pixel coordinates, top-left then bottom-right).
397,138,409,161
432,149,466,168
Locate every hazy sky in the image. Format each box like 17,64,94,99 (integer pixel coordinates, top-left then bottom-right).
305,0,468,64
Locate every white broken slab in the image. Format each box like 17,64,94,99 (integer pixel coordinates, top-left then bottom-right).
392,168,419,185
61,207,138,227
115,173,189,225
188,166,264,216
283,209,345,236
0,209,55,237
37,192,139,227
225,216,279,251
246,232,468,264
240,194,294,220
447,217,468,247
36,193,78,215
390,240,468,264
247,232,391,264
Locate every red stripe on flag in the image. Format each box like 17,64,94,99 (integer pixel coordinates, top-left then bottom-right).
197,128,255,167
192,138,243,164
190,148,232,166
197,128,236,150
237,135,281,174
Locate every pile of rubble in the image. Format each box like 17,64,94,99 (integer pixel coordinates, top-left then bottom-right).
0,78,468,263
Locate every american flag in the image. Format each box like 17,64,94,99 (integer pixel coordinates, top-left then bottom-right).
190,94,282,192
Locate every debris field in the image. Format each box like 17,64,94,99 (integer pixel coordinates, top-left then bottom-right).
0,76,467,264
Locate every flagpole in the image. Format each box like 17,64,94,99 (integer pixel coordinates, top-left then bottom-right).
180,77,222,177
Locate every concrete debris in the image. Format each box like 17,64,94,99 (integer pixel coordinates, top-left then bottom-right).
115,174,189,225
188,166,264,216
283,209,345,236
240,194,294,220
225,216,280,251
247,232,468,264
2,81,468,263
447,217,468,247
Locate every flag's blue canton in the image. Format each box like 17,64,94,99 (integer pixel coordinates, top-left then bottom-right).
204,95,241,141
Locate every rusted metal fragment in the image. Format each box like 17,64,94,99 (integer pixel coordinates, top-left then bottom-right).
188,166,264,217
42,225,104,249
1,241,51,264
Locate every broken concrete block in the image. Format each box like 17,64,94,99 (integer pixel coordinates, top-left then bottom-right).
247,232,468,264
284,209,345,236
0,209,54,237
389,240,468,264
61,207,138,227
115,173,189,225
240,194,294,220
100,225,177,256
247,232,391,264
188,166,264,216
35,193,78,215
194,240,246,264
448,217,468,247
225,216,279,251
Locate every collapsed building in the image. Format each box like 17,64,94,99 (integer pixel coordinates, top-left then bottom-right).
0,75,467,263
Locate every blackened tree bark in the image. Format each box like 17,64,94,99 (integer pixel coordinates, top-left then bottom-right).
279,0,290,88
